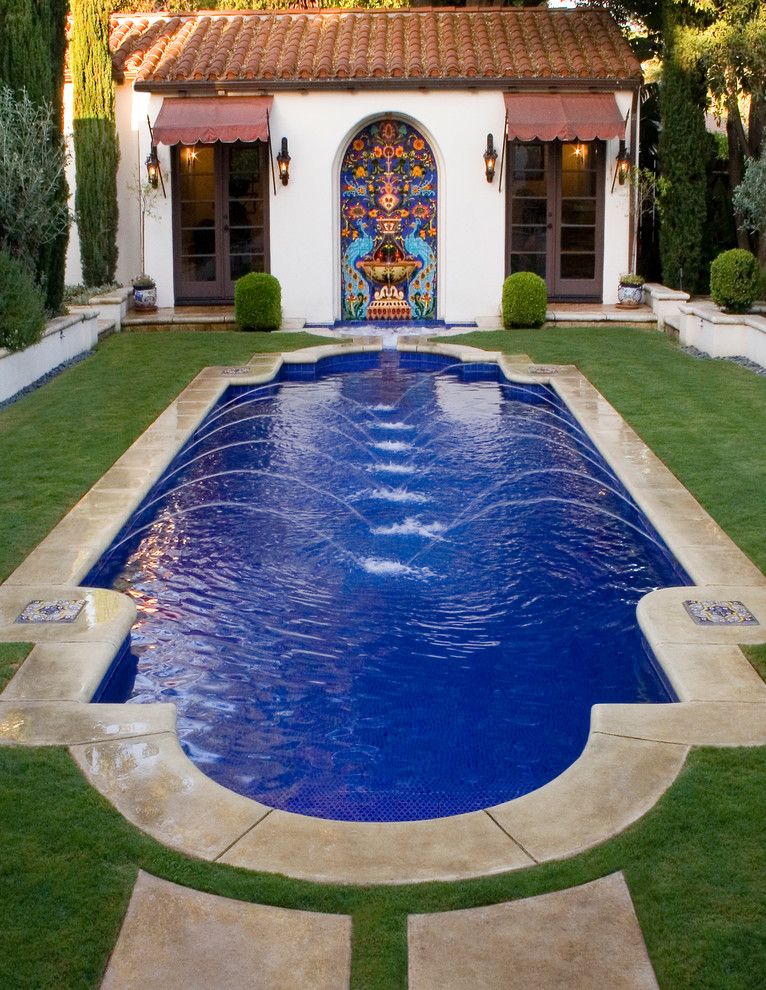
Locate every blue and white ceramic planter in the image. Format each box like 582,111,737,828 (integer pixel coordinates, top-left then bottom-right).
617,283,644,306
133,284,157,311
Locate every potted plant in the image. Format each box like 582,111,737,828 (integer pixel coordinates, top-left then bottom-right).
132,272,157,311
617,273,645,307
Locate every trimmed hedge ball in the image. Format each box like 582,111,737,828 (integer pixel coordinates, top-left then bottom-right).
235,272,282,331
502,272,547,329
709,249,759,313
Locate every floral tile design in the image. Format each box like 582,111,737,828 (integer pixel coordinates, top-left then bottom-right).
683,599,759,626
15,599,85,624
528,365,559,376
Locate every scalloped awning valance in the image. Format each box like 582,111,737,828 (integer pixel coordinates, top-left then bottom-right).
503,93,625,142
152,96,273,145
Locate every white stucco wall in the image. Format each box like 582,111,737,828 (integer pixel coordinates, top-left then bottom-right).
63,83,144,290
63,83,81,287
70,84,637,316
601,89,635,304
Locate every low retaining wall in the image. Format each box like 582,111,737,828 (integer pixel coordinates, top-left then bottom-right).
0,311,99,405
643,283,766,370
678,303,766,368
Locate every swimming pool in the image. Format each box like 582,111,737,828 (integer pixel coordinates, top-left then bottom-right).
87,352,686,822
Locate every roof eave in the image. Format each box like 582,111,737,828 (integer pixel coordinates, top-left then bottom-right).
132,75,642,94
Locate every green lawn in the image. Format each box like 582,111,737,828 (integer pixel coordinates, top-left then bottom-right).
0,326,764,988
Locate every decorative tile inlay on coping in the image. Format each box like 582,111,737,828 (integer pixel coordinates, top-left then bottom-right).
683,599,759,626
528,365,558,375
221,367,251,376
15,599,85,624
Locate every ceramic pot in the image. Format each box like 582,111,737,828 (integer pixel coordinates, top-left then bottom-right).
617,283,643,306
133,284,157,311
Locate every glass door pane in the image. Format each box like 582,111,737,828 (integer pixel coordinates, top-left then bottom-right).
177,145,217,285
558,142,598,283
227,144,267,286
509,142,548,280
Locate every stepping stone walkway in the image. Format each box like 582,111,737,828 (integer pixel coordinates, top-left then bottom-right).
408,873,658,990
101,872,352,989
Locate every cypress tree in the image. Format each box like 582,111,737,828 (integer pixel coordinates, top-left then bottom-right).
70,0,119,287
658,7,710,292
0,0,69,312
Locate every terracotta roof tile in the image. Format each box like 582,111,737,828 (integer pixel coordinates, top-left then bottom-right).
106,8,641,87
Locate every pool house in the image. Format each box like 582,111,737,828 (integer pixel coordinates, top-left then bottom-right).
64,7,643,324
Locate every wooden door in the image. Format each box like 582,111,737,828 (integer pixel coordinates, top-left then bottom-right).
506,140,604,301
173,142,269,304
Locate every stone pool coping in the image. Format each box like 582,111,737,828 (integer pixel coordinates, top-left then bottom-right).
0,337,764,884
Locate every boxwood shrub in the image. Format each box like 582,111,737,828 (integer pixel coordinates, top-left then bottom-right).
502,272,547,329
709,249,759,312
0,250,46,352
235,272,281,331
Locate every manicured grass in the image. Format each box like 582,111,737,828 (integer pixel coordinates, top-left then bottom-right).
0,643,31,692
439,327,766,571
0,330,332,583
0,746,763,989
1,326,764,987
743,644,766,683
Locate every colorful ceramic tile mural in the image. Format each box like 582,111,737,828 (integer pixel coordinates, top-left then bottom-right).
340,118,437,321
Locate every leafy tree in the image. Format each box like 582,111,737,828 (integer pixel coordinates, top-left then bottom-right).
733,153,766,264
70,0,120,287
0,86,69,281
0,0,69,312
674,0,766,253
658,5,710,291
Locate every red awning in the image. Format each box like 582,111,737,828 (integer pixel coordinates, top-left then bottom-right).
503,93,625,142
152,96,273,145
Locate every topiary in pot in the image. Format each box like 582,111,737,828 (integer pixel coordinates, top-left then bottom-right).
0,249,46,352
235,272,282,331
502,272,547,329
709,249,759,313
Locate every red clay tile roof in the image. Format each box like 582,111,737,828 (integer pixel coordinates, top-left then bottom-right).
107,8,641,89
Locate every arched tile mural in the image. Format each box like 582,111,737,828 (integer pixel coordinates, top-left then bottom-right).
340,118,437,321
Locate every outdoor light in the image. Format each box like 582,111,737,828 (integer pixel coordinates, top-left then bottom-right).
615,139,631,185
145,147,160,188
277,137,291,186
483,133,498,183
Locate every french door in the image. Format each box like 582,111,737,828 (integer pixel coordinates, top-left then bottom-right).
172,142,270,303
506,140,605,300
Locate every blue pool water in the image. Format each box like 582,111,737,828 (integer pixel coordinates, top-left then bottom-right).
88,352,685,822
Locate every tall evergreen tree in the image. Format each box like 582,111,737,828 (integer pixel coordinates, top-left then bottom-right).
658,6,710,292
70,0,119,287
0,0,69,312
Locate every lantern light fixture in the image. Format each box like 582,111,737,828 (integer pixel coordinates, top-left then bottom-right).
483,133,498,183
615,139,631,185
276,137,291,186
145,147,161,189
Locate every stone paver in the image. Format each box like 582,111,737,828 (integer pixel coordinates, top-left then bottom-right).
408,873,658,990
70,733,269,860
488,734,688,863
219,806,533,884
101,872,351,990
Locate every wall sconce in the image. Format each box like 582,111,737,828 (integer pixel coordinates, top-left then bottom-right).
145,147,160,188
276,137,291,186
615,140,631,185
483,133,498,183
